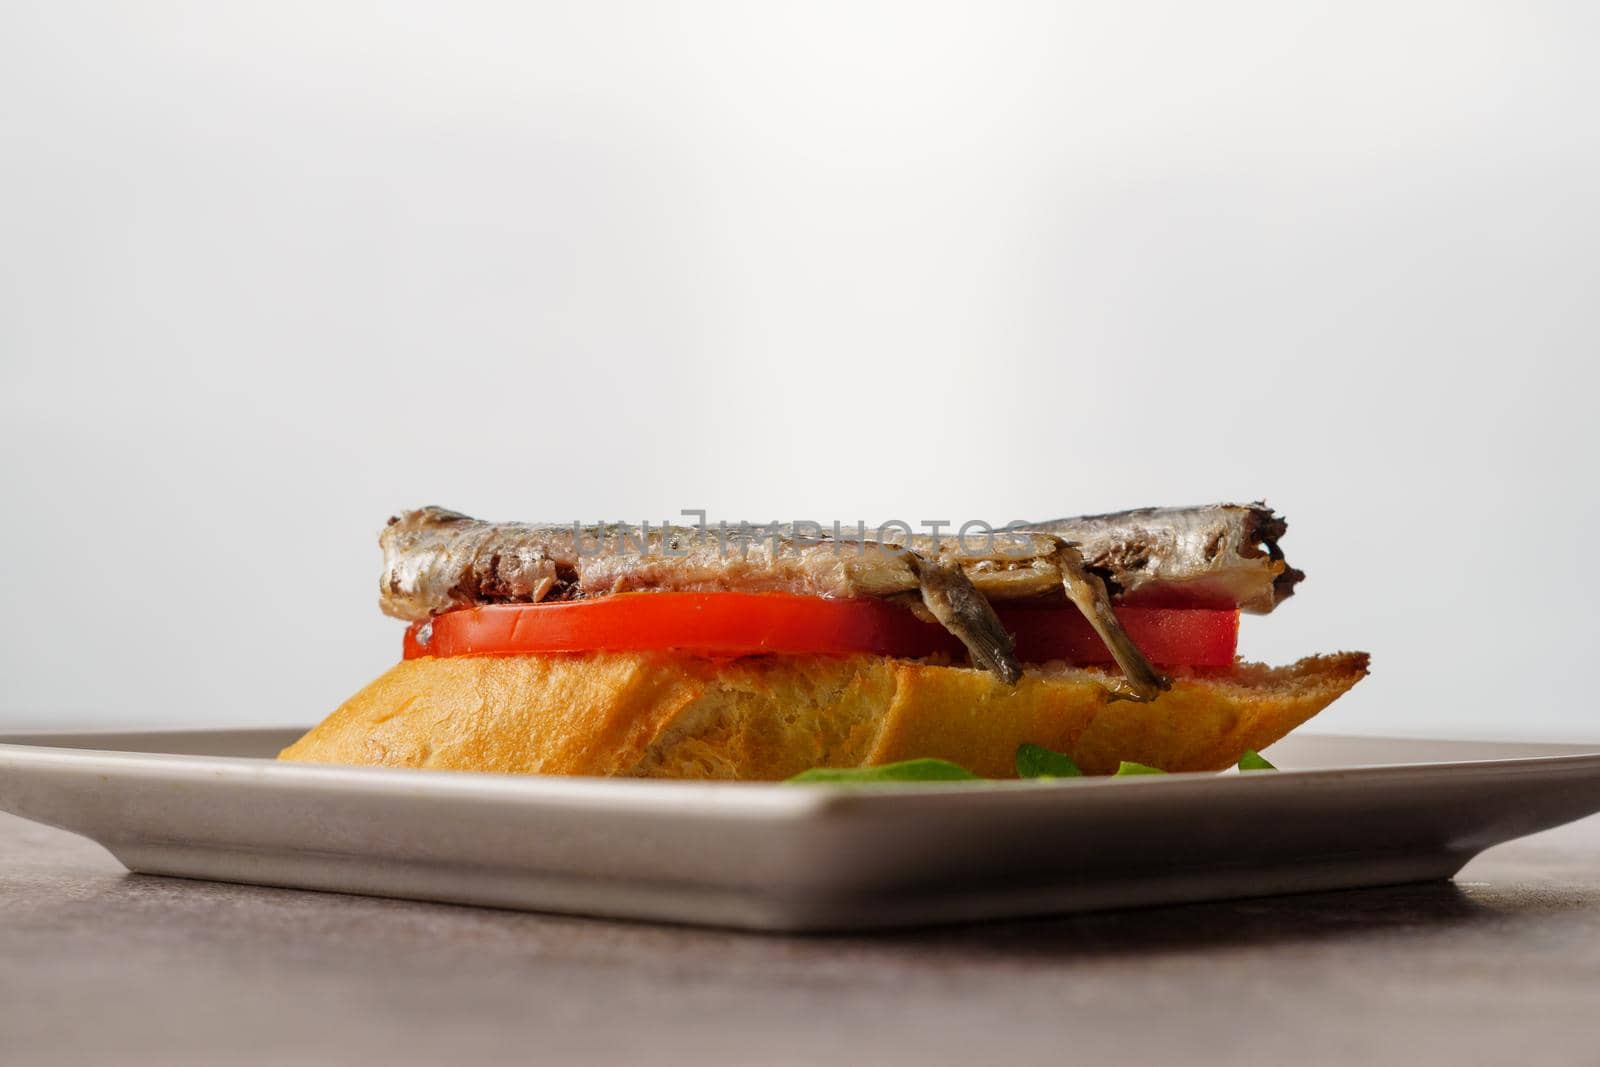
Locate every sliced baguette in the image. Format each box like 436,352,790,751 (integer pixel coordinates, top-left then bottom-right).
280,651,1368,779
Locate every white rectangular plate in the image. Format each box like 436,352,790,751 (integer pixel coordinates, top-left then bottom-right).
2,730,1598,931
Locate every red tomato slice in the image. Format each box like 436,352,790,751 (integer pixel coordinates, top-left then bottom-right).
1000,602,1238,667
403,593,1238,668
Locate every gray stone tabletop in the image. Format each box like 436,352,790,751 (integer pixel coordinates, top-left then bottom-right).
4,809,1599,1066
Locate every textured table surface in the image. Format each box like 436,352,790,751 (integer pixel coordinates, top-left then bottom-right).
4,809,1599,1067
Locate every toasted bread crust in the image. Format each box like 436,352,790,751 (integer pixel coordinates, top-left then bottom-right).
279,652,1368,779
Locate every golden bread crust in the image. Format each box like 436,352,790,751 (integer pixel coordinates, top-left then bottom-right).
279,652,1368,779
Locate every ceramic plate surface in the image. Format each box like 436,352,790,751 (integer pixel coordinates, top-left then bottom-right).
2,729,1598,931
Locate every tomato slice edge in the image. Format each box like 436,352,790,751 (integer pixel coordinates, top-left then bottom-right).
401,592,1239,668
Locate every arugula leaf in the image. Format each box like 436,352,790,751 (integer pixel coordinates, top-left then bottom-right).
786,758,981,784
1238,749,1277,772
786,752,1184,783
1114,761,1167,776
1015,743,1083,779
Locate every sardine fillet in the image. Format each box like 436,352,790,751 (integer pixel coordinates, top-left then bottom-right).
379,503,1300,621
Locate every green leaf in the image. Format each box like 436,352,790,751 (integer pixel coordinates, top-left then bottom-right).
786,758,981,784
1114,761,1167,776
1238,749,1277,772
1015,743,1083,779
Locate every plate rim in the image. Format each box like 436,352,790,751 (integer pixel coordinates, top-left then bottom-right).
2,730,1599,815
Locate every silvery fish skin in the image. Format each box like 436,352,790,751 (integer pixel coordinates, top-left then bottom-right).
379,504,1298,621
379,509,1045,621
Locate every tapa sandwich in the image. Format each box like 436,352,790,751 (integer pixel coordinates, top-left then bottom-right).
281,505,1367,779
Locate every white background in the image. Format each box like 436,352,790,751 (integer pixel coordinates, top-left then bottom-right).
2,2,1596,738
